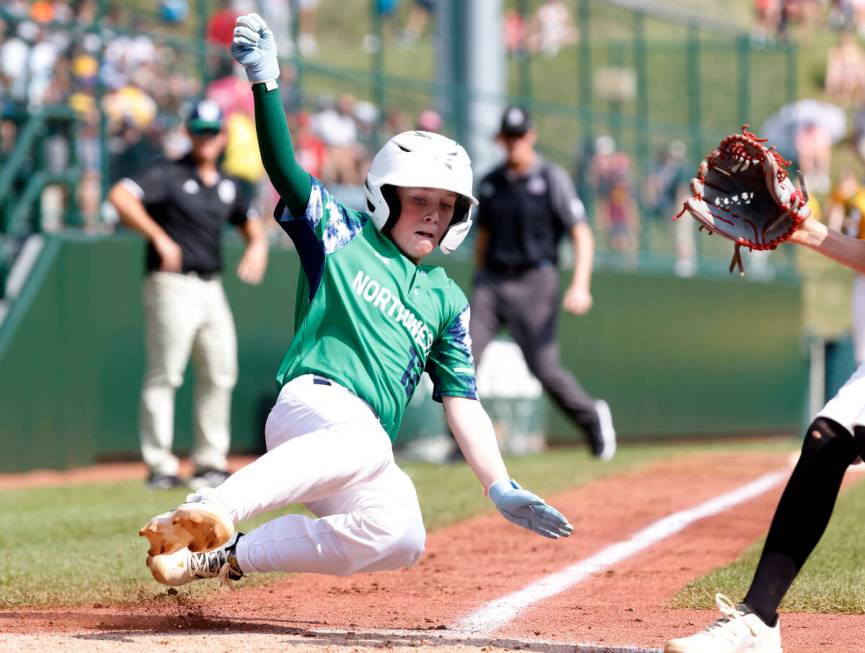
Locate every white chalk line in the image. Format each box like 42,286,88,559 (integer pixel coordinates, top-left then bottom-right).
454,469,788,636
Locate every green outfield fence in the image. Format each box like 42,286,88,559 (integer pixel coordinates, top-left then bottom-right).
0,0,800,287
0,234,805,472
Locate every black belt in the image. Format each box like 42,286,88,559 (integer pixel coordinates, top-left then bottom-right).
310,375,378,418
182,270,219,281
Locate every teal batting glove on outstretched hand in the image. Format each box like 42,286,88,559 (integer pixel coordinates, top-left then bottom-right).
489,479,573,539
231,13,280,84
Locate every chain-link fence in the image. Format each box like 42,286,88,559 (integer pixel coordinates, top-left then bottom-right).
0,0,801,285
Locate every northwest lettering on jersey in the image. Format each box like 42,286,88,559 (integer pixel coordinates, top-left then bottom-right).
351,270,434,352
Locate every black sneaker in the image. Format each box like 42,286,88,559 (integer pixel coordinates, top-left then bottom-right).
188,467,231,491
146,472,186,490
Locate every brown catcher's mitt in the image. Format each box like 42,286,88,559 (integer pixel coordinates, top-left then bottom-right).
675,126,810,275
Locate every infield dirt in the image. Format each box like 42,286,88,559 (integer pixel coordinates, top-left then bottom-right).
3,451,862,653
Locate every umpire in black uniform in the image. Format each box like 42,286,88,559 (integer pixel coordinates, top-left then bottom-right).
108,99,269,489
470,105,616,460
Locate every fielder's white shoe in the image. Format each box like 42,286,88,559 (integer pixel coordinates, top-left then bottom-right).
147,533,243,587
139,492,234,557
664,593,782,653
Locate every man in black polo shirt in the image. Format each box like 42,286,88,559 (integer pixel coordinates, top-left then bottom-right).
108,99,269,489
470,105,616,460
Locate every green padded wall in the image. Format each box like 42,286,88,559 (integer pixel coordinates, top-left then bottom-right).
541,269,806,442
0,234,806,472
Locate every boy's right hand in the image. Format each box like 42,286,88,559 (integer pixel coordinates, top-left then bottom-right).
231,13,280,84
489,479,573,539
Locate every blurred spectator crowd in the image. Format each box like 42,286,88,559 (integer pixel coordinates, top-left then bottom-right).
0,0,444,241
7,0,865,279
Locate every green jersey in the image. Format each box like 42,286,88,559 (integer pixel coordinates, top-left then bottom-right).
273,179,478,441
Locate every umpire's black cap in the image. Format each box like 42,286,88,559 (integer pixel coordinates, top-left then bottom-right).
497,105,534,138
186,99,224,134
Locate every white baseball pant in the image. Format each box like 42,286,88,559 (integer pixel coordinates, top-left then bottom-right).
202,374,426,576
818,355,865,431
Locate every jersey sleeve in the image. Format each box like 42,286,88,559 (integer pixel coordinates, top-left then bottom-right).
274,178,367,254
547,163,586,229
274,178,368,301
253,82,312,216
119,164,170,207
425,302,479,402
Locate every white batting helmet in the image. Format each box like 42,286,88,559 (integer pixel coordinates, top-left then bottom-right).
364,130,478,254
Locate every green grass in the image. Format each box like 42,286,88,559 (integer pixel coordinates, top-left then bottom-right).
0,440,786,609
670,468,865,613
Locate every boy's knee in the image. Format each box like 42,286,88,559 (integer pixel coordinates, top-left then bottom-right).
359,507,426,572
376,511,426,569
386,518,426,568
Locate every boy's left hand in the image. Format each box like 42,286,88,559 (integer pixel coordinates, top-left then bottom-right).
489,479,573,539
231,13,280,83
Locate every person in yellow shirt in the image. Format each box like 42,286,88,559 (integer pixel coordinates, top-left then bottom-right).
222,110,265,206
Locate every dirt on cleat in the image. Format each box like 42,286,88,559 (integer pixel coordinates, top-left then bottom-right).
176,506,233,553
139,512,192,556
139,505,234,556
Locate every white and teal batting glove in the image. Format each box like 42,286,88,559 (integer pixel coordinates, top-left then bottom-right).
488,479,573,539
231,13,280,84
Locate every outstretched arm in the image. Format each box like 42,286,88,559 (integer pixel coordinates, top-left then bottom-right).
252,86,311,215
232,13,311,215
789,216,865,275
443,396,573,539
443,395,508,489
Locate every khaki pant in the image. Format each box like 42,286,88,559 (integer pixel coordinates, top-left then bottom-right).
140,272,237,476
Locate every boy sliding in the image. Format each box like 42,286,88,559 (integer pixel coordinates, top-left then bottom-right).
138,13,571,587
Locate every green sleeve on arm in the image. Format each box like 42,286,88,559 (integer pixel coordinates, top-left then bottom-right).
252,83,312,215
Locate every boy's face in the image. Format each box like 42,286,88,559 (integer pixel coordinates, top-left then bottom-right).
390,186,457,262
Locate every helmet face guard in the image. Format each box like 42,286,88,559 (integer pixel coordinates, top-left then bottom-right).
364,130,478,254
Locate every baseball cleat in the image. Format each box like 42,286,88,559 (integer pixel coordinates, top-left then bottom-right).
592,399,617,462
664,593,781,653
139,496,234,557
147,533,244,587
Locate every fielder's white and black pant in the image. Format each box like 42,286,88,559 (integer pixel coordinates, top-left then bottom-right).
140,271,238,477
469,264,600,440
742,361,865,624
200,375,426,575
